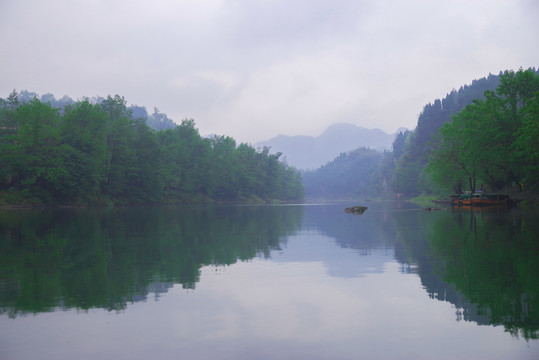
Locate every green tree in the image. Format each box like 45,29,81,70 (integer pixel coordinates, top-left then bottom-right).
427,69,539,193
158,119,210,200
12,99,70,202
513,91,539,188
427,121,472,193
235,143,260,197
0,91,20,189
60,100,107,202
209,135,239,199
128,118,163,202
100,95,137,201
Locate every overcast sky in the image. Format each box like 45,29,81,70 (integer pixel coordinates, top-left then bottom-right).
1,0,538,143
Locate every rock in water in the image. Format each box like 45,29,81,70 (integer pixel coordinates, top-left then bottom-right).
344,206,368,214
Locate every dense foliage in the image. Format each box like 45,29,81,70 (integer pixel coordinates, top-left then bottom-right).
0,93,303,205
427,69,539,193
15,90,177,132
391,73,503,196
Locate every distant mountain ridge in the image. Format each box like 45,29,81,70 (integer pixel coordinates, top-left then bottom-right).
255,123,397,170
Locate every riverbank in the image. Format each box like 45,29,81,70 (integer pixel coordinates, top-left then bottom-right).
0,190,301,209
411,189,539,208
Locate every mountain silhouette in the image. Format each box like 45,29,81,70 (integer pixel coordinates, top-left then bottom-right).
255,123,397,170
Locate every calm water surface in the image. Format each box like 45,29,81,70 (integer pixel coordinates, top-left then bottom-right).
1,202,538,359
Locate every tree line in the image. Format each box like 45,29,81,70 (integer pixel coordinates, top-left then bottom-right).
302,68,538,200
426,68,539,194
0,93,304,205
390,72,504,196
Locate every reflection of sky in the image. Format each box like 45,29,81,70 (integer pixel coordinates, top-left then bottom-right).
270,232,394,278
2,258,537,360
1,206,538,359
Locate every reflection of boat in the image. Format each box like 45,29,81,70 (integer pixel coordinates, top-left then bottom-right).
452,193,510,206
453,205,510,214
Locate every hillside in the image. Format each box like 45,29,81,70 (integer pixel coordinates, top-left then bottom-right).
302,147,387,200
392,68,539,197
255,123,395,170
301,69,539,201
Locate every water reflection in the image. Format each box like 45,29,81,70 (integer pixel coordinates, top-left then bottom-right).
276,203,396,277
425,207,539,340
373,205,538,340
0,205,303,316
0,203,538,341
297,203,539,340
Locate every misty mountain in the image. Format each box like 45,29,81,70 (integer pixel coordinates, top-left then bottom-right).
255,123,397,170
302,147,388,200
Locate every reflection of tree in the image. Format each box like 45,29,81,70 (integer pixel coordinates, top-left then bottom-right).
0,205,303,316
381,206,539,340
392,210,491,324
426,208,539,340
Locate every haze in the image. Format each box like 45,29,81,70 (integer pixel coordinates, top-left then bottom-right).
1,0,538,143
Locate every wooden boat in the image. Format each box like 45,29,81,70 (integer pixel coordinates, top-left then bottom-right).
472,193,510,206
453,193,510,206
459,193,476,206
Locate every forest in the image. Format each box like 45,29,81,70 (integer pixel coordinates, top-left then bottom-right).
303,68,539,200
426,68,539,195
1,68,537,205
0,93,304,205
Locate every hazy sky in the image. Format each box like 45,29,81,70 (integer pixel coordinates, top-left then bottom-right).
1,0,538,143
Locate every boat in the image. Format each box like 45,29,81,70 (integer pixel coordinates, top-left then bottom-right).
458,193,476,206
452,192,510,206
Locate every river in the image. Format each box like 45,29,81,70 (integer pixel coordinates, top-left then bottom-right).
1,202,538,359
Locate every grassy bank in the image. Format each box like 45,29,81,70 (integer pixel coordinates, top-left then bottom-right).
410,194,443,208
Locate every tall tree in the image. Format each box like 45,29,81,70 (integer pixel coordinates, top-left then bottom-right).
12,99,69,202
128,117,163,202
427,68,539,193
427,119,475,193
100,95,137,201
209,135,239,199
60,100,107,202
0,91,20,187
